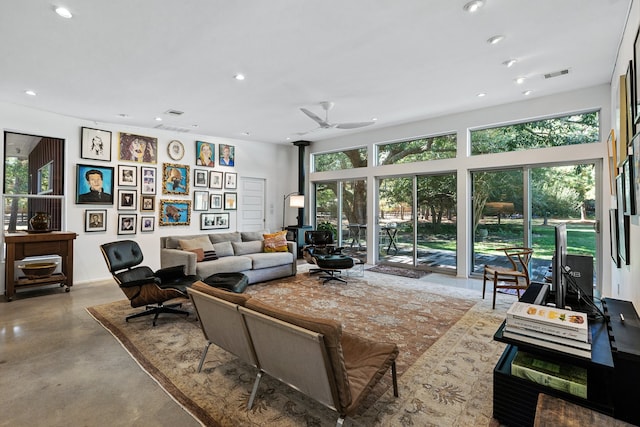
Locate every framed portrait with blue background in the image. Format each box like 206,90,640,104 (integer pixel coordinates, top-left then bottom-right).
76,164,114,205
159,199,191,226
162,163,190,195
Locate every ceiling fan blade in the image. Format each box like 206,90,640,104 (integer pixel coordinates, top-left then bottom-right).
335,121,375,129
300,108,330,127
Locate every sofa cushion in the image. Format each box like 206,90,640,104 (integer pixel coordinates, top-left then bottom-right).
185,248,218,262
232,240,263,256
263,230,288,253
196,255,252,278
209,231,242,244
189,280,251,306
244,298,352,409
212,241,234,257
179,235,214,251
241,230,269,242
246,252,294,270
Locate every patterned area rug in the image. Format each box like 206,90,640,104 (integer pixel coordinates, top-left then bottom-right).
87,269,511,426
366,264,431,279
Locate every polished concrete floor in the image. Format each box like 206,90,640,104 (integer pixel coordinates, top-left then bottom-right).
0,271,484,427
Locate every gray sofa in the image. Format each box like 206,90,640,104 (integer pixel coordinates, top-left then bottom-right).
160,231,296,285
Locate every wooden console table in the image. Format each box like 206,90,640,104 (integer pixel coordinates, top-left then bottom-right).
4,231,77,301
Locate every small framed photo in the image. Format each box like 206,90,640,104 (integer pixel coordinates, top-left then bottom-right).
219,144,235,166
118,214,137,235
209,171,223,189
224,192,237,210
141,166,157,195
118,189,137,210
119,132,157,163
81,127,112,161
623,156,636,215
196,141,215,167
76,164,114,205
118,165,137,187
162,163,190,195
85,209,107,232
140,195,155,212
159,199,191,226
201,212,229,230
140,216,155,232
194,169,208,187
210,193,222,210
225,172,237,189
193,191,209,211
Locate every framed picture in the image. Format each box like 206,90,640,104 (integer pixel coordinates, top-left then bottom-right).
210,193,222,210
140,195,155,212
620,74,630,161
224,192,237,210
626,60,635,141
616,174,630,265
85,209,107,232
119,132,158,163
607,129,618,195
159,199,191,226
193,190,209,211
196,141,215,167
201,212,229,230
140,216,155,232
167,140,185,161
225,172,237,189
118,165,137,187
81,127,112,161
209,171,223,189
141,166,157,195
118,189,137,210
634,27,640,124
194,169,208,187
118,214,137,235
633,133,640,214
162,163,190,195
219,144,235,166
609,208,620,268
623,156,635,215
76,164,114,205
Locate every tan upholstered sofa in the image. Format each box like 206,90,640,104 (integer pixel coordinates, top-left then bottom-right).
187,282,399,427
160,231,296,284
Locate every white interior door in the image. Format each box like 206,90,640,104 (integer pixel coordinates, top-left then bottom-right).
239,177,266,231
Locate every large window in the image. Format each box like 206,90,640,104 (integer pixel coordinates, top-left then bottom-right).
377,133,457,165
470,111,599,155
313,148,367,172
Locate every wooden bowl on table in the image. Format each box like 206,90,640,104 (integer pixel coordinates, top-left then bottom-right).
18,262,58,279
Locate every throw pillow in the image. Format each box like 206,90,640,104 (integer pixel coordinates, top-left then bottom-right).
178,235,214,251
185,248,204,262
185,248,218,262
263,230,288,253
232,240,263,255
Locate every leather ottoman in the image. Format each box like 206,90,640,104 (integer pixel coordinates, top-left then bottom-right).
203,272,249,293
314,254,354,284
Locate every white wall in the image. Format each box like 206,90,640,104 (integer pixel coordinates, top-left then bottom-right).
307,84,618,300
609,0,640,309
0,102,297,287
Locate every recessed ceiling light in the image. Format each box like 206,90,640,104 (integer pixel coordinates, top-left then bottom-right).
477,93,487,98
487,35,505,45
463,0,485,13
55,7,73,19
234,74,245,81
515,77,526,84
522,90,533,96
24,90,37,96
191,124,199,128
154,117,162,121
119,113,129,118
241,131,250,136
503,59,517,68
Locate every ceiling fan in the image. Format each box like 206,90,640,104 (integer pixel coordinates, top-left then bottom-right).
300,101,375,132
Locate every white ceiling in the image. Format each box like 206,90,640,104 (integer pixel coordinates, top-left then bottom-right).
0,0,631,144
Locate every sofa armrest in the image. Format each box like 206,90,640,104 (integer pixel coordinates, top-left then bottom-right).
287,241,296,255
161,248,197,276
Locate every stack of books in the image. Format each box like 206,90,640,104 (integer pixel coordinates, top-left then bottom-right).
511,350,588,398
504,302,591,359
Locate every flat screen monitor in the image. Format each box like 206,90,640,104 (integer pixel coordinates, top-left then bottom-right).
552,223,568,309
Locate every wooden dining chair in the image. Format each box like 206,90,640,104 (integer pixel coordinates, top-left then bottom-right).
483,247,534,309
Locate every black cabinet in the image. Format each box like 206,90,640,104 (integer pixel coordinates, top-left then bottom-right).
492,288,640,426
284,225,312,258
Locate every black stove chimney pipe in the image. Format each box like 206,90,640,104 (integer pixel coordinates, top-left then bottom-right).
292,140,310,227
